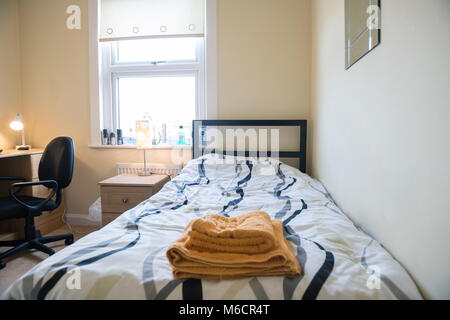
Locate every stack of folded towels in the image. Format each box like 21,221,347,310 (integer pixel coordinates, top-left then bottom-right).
166,211,301,280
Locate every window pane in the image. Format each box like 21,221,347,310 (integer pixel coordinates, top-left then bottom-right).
117,76,196,145
116,38,198,63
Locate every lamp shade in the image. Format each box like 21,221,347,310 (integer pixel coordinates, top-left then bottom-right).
9,114,24,131
136,120,152,149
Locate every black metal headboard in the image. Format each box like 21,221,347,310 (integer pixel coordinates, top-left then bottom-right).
192,120,307,173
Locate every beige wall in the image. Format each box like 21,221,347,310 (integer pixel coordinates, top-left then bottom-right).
217,0,312,171
19,0,184,215
0,0,22,149
311,0,450,299
217,0,311,120
17,0,311,215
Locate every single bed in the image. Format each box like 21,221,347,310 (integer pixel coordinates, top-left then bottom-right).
1,120,422,300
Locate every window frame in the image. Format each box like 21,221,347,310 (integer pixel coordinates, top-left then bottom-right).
100,38,206,138
88,0,217,148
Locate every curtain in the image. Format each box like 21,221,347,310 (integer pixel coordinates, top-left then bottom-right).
100,0,205,41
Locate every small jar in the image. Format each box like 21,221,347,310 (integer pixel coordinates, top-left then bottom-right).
117,129,123,145
109,132,116,145
102,129,109,145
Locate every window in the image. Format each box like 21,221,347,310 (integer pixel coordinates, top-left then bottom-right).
116,38,198,63
89,0,217,147
101,37,205,145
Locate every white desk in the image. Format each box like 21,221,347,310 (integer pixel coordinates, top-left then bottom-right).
0,148,44,159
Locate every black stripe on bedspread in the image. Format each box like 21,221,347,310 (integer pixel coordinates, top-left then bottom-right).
275,161,334,300
302,242,335,300
172,159,210,211
34,161,212,299
283,226,307,300
182,279,203,300
221,161,253,216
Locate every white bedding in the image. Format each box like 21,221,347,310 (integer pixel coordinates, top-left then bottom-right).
1,155,422,300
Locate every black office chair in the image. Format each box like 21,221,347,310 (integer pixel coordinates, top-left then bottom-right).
0,137,75,270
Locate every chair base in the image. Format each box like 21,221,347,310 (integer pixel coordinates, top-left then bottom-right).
0,233,73,270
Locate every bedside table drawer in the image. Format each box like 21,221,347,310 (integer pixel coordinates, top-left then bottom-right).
98,174,171,226
100,186,153,213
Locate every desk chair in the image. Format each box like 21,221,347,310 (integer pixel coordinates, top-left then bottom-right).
0,137,75,270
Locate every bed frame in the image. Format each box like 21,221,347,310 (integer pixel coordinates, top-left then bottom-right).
192,120,307,173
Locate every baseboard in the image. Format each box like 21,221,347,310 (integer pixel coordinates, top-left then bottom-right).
65,213,101,227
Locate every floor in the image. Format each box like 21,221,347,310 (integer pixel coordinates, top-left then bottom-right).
0,225,99,295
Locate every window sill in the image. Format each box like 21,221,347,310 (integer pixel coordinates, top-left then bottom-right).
88,144,192,150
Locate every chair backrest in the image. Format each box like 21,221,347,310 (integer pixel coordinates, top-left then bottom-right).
38,137,74,189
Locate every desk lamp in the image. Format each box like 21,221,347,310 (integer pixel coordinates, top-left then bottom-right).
10,114,31,151
136,119,152,176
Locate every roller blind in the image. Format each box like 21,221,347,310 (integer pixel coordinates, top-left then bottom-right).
100,0,205,42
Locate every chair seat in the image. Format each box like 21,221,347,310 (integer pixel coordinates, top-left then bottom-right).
0,196,57,220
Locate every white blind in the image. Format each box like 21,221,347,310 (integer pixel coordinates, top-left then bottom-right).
100,0,205,42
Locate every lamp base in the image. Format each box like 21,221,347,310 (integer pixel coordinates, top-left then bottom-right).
16,145,31,151
138,170,152,176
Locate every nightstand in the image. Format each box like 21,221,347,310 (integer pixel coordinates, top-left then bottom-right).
98,174,170,226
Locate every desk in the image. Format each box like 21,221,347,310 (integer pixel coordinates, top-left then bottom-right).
0,149,65,240
0,148,45,159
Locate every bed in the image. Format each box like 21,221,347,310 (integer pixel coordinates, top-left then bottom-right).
1,120,422,300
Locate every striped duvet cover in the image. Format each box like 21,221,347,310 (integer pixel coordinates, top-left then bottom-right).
2,155,422,300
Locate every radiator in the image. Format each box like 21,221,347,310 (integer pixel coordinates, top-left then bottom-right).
116,162,183,179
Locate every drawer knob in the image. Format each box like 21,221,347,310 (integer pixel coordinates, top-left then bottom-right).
122,198,129,204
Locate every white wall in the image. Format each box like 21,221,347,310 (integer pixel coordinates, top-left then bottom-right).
311,0,450,299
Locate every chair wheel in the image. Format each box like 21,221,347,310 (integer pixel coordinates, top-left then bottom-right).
65,237,74,245
0,261,6,270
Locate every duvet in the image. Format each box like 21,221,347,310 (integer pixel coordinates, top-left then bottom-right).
1,155,422,300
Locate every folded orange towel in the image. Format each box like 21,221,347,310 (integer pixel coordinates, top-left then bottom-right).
187,211,276,254
166,212,301,280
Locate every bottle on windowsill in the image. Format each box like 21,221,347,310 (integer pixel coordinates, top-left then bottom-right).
110,132,116,145
178,125,186,145
117,129,123,145
102,129,109,145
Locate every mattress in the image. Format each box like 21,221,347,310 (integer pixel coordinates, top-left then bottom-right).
1,155,422,300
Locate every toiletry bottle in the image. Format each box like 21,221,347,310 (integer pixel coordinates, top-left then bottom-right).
117,129,123,145
102,129,109,145
110,132,116,145
178,125,186,145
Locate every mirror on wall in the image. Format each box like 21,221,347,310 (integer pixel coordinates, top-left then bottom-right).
345,0,381,69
